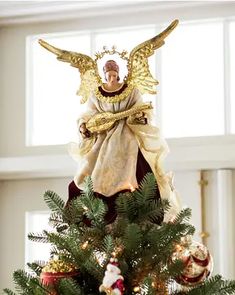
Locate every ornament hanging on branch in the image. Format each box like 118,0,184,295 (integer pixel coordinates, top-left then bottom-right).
172,236,213,287
40,258,79,294
99,257,125,295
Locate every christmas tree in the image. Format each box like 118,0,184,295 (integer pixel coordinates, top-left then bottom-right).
3,174,235,295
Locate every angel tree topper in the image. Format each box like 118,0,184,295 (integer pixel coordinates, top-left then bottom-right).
38,20,181,224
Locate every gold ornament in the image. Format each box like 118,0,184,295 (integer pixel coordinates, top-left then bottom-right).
41,258,76,273
38,20,179,104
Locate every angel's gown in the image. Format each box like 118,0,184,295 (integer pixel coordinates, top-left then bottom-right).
67,84,180,223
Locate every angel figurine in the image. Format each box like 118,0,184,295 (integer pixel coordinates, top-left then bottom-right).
38,19,181,223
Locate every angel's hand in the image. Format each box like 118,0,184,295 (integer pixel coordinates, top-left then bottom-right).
79,123,91,138
129,112,147,125
134,111,144,119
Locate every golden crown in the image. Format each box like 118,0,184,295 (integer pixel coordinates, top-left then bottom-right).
94,46,129,62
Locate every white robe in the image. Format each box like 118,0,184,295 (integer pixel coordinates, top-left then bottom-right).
69,87,181,221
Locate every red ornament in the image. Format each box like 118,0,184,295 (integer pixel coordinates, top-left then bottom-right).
173,240,213,287
40,271,79,286
40,271,79,295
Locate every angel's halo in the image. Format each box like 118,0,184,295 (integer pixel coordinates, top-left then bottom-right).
95,46,129,83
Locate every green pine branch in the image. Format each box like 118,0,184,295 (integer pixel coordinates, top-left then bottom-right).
81,176,94,197
116,192,137,221
27,262,44,276
56,278,83,295
27,231,49,243
10,270,50,295
81,253,104,282
80,226,105,246
123,223,143,257
48,212,69,232
44,190,65,213
172,208,192,224
63,198,85,225
181,275,235,295
137,173,159,201
134,198,168,224
141,276,157,295
76,194,107,227
116,173,169,225
43,191,73,225
100,235,115,256
2,289,16,295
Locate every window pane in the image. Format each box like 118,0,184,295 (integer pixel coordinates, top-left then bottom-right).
28,33,91,146
25,211,51,264
161,22,224,138
230,22,235,133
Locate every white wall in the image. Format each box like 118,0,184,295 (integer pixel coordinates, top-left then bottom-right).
0,177,70,290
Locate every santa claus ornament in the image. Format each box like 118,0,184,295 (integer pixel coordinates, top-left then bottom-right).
99,258,125,295
172,237,213,287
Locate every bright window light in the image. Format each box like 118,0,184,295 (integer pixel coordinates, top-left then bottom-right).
25,211,51,265
161,21,224,138
27,33,91,146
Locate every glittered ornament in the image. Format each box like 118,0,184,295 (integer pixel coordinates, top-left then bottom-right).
40,258,79,294
172,238,213,287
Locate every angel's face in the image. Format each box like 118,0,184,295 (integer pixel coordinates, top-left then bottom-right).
105,70,119,84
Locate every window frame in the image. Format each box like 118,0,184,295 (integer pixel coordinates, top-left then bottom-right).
26,18,235,147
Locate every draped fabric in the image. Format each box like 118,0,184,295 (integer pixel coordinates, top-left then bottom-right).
67,149,161,224
68,86,181,221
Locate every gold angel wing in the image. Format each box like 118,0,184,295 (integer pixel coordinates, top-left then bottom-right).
38,39,102,103
126,19,179,94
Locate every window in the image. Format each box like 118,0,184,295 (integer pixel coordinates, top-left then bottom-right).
27,19,235,146
25,211,51,265
27,33,91,146
161,21,224,138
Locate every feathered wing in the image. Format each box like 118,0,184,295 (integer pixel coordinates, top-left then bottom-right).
126,19,179,94
38,39,101,103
